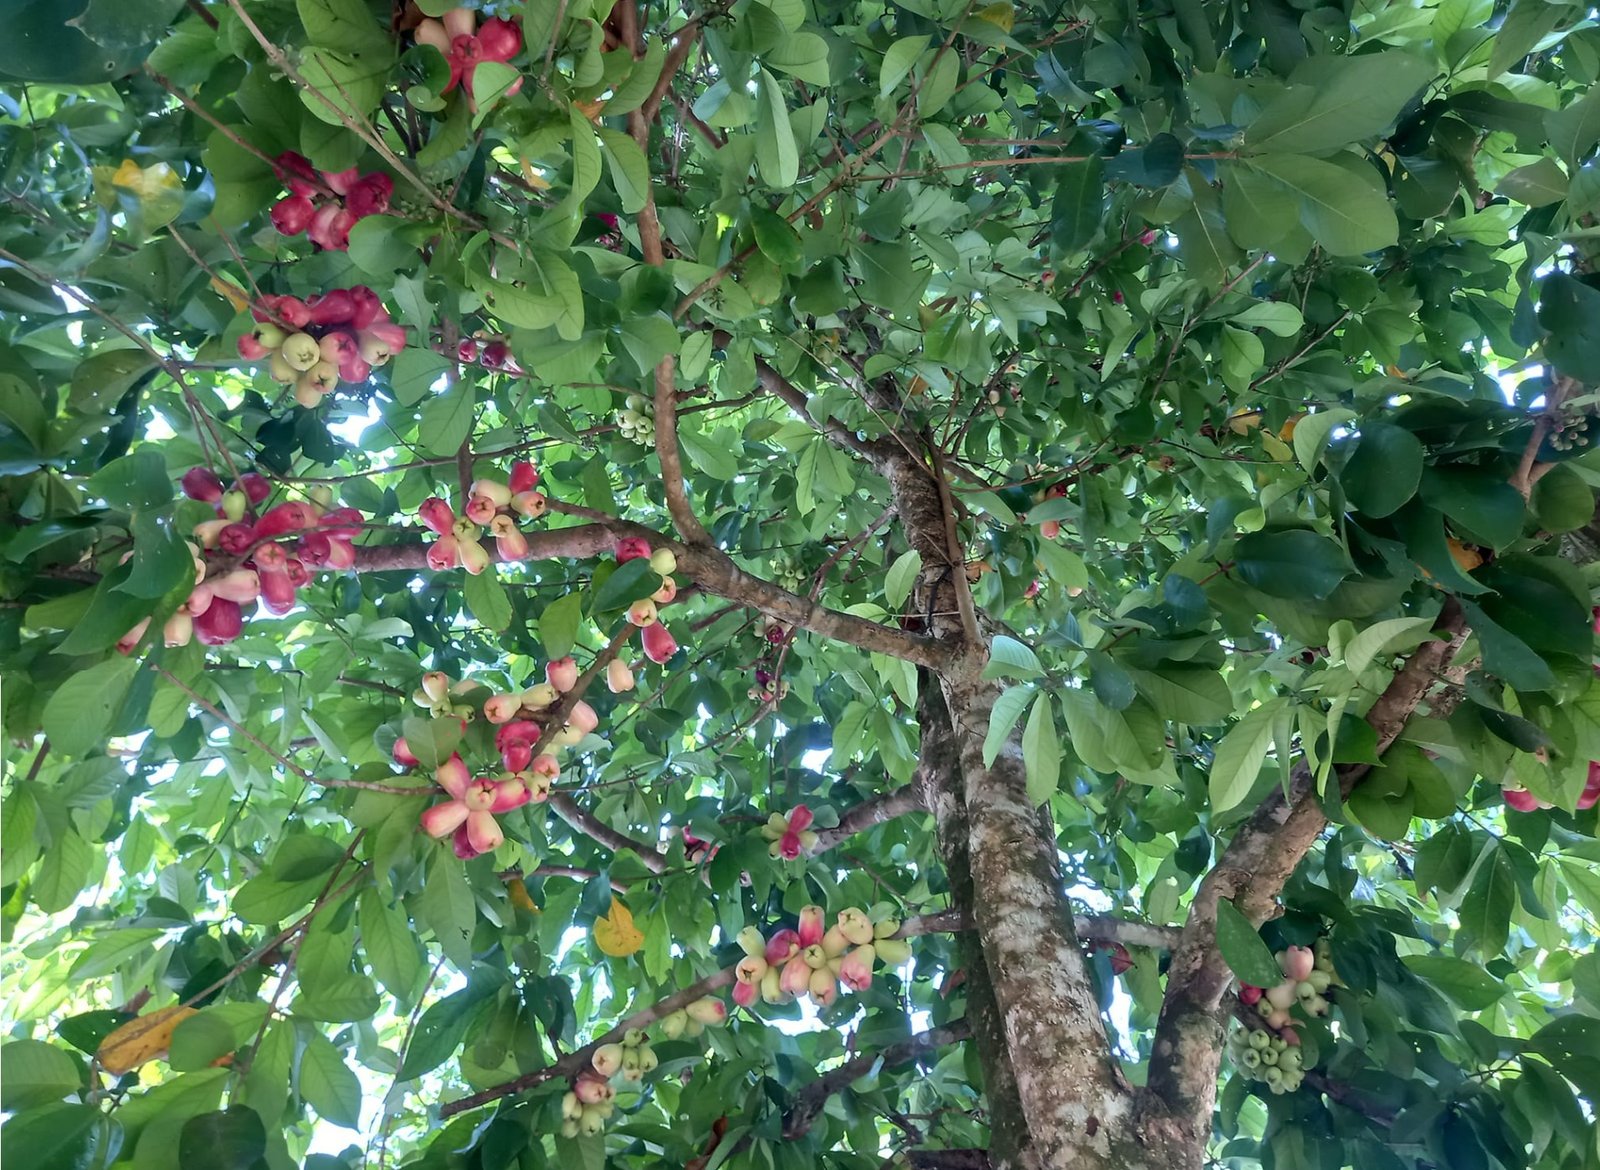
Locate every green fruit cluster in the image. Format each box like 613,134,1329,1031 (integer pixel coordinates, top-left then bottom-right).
1227,1026,1306,1095
617,394,656,445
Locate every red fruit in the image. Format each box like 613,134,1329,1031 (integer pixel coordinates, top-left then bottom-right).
297,531,333,567
181,467,225,503
1239,984,1263,1005
482,340,509,368
275,151,320,195
1503,787,1541,812
219,522,257,555
393,738,419,767
255,501,318,540
195,597,244,645
509,461,538,494
1139,228,1159,246
364,320,408,351
308,289,357,326
318,507,363,539
322,166,360,196
1109,943,1133,975
346,173,393,218
339,354,373,384
259,566,297,614
276,297,313,329
458,338,479,363
271,195,315,236
475,17,522,61
307,205,355,250
237,333,269,360
615,536,651,563
284,557,310,588
419,497,456,536
348,286,384,330
641,620,678,664
237,472,271,505
251,295,282,323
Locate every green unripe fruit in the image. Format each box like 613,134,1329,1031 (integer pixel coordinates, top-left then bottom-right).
1259,1048,1278,1066
1269,1037,1286,1052
1295,981,1317,1001
1264,1066,1285,1087
1308,970,1332,993
1241,1048,1261,1069
1279,1049,1302,1072
623,1029,646,1048
1248,1029,1270,1050
221,490,249,521
560,1118,580,1138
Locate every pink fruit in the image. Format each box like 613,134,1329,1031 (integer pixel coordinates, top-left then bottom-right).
1503,787,1542,812
195,597,243,644
236,333,269,360
255,501,318,540
322,166,360,196
641,620,677,664
615,536,651,563
270,195,315,236
509,461,538,494
393,738,419,767
237,473,272,504
308,290,356,326
181,467,225,503
476,16,522,61
546,657,579,692
797,906,825,948
419,498,456,536
348,286,384,330
345,173,393,218
458,338,479,363
1281,946,1315,983
1240,984,1263,1006
218,522,257,555
275,297,313,329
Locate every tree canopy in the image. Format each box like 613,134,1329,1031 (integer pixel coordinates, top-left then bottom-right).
2,1,1599,1168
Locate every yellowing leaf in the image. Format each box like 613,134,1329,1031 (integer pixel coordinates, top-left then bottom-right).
973,2,1015,32
1227,408,1265,435
111,159,181,203
210,277,251,313
505,878,538,913
573,99,607,123
97,1005,197,1074
593,898,644,956
518,157,551,190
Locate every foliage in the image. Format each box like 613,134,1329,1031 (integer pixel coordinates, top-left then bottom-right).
2,0,1599,1168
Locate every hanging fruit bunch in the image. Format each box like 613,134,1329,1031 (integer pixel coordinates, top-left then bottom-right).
561,1005,724,1136
412,7,524,111
759,805,818,860
418,461,545,574
237,288,407,407
268,151,393,251
1230,940,1341,1096
730,905,910,1010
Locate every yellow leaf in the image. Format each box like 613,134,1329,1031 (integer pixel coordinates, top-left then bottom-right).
505,878,538,913
518,157,551,190
111,159,181,204
1227,408,1264,435
573,99,607,123
210,277,251,313
1275,413,1305,443
974,2,1015,32
97,1005,197,1074
593,898,644,956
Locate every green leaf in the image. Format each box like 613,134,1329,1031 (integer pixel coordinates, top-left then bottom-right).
388,347,448,407
983,686,1032,768
1530,464,1595,533
232,874,325,925
1232,530,1351,600
1546,87,1600,168
983,635,1044,681
296,1029,361,1128
539,591,584,661
67,928,165,981
418,853,476,970
168,1004,270,1072
0,1040,82,1109
295,0,390,57
1292,407,1357,470
1051,159,1106,252
43,654,139,759
400,715,462,772
1209,703,1280,814
462,569,512,632
1242,155,1399,255
1487,0,1568,80
417,380,476,456
917,50,959,119
1214,898,1284,987
602,42,665,115
753,68,799,189
765,31,830,86
346,216,417,276
1339,422,1425,518
90,449,171,511
592,557,661,612
597,128,650,214
33,829,95,914
1461,601,1556,693
178,1107,266,1170
294,973,380,1022
1021,694,1063,806
1127,666,1233,724
1401,955,1507,1011
880,35,930,96
0,1103,123,1170
396,992,472,1080
360,890,424,1004
1460,845,1515,956
1243,52,1436,156
885,550,922,610
1344,616,1437,677
1230,302,1305,337
1537,272,1600,384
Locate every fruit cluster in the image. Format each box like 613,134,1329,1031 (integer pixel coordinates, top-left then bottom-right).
269,151,393,251
759,805,818,861
613,538,681,665
615,393,655,446
237,288,407,407
457,334,518,373
731,905,909,1010
118,470,365,651
1237,941,1337,1031
561,1002,725,1137
419,462,546,574
416,749,540,857
414,7,523,106
1226,1025,1306,1095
